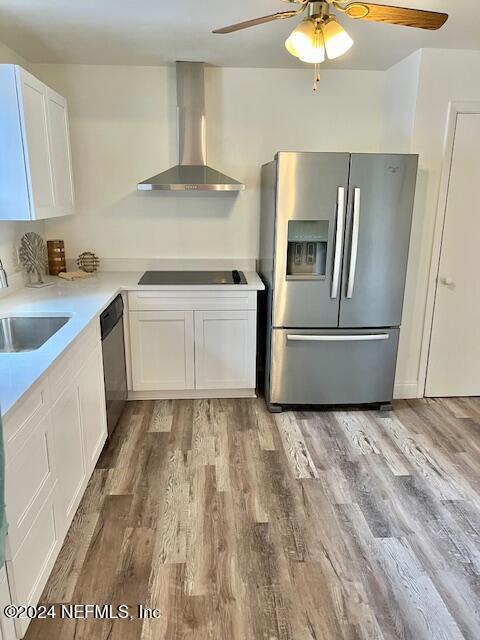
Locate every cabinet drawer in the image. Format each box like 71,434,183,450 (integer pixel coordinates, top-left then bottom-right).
128,289,257,311
5,411,56,556
3,379,49,451
270,328,399,406
6,486,61,637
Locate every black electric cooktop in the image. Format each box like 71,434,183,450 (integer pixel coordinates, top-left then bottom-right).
138,270,247,286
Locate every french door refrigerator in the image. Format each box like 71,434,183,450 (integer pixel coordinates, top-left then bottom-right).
259,152,418,412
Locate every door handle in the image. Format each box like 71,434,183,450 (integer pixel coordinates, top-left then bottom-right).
440,276,454,286
331,186,345,299
287,333,389,342
346,187,361,299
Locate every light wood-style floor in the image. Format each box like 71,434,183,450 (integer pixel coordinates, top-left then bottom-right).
25,397,480,640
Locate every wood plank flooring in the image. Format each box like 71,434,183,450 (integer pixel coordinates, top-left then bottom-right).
25,397,480,640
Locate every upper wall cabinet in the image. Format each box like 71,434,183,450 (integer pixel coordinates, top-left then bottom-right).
0,65,75,220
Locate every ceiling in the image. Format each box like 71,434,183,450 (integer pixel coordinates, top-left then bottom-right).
0,0,478,70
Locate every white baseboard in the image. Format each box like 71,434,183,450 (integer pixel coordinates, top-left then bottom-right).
128,388,257,400
393,381,420,400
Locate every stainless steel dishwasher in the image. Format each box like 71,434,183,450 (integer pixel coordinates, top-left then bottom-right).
100,295,127,437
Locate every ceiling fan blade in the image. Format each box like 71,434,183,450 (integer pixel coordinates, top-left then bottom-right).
343,3,448,30
213,11,298,34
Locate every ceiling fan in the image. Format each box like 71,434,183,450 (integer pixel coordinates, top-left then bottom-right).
212,1,448,89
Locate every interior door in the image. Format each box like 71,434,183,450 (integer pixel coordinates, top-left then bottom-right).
272,152,350,328
339,154,417,328
426,113,480,396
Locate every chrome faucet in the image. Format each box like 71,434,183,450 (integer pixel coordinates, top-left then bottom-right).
0,259,8,289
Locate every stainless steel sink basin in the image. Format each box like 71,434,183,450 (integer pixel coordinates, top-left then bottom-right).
0,316,70,353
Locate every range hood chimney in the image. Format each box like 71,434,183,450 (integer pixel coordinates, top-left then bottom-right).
138,62,245,192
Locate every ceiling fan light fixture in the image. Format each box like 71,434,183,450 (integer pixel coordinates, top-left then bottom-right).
321,16,354,60
285,18,325,64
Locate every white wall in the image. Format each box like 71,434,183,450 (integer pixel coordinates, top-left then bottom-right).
382,50,421,153
0,41,45,289
390,49,480,397
31,64,385,264
382,50,422,397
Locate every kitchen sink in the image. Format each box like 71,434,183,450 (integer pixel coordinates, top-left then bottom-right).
0,316,70,353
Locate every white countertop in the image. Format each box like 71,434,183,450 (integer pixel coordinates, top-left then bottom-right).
0,271,264,419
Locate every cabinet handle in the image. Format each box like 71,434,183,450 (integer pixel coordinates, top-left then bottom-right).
346,187,361,299
331,186,345,299
287,333,389,342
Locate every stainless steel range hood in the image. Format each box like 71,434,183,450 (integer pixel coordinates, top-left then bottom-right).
138,62,244,192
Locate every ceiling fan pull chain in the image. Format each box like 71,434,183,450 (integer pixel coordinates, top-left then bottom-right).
312,25,321,92
312,63,321,91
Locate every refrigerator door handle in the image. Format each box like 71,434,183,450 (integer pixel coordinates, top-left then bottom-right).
331,186,345,299
346,187,361,299
287,333,390,342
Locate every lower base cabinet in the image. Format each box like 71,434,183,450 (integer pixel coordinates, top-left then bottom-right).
128,293,258,396
3,322,107,638
6,489,61,638
51,383,86,533
51,343,107,533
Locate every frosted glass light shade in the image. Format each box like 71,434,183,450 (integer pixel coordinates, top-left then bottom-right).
285,19,325,64
322,17,353,60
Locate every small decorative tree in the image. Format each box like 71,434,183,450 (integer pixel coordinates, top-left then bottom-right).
19,232,48,285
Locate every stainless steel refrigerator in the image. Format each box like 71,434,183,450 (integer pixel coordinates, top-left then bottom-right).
259,152,418,412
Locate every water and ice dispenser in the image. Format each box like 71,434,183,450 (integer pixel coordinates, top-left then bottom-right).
286,220,329,279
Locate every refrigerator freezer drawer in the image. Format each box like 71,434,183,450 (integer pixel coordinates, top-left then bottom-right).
269,328,399,406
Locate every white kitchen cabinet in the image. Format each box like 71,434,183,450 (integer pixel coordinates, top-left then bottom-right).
3,378,62,638
6,488,61,638
129,310,195,391
0,64,74,220
50,338,108,533
128,290,258,397
78,345,108,474
50,377,87,535
2,322,107,637
45,86,75,216
4,407,62,638
4,411,57,556
194,310,256,389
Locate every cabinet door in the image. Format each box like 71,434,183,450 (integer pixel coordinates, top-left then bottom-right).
0,65,31,220
5,411,56,556
16,67,56,219
78,344,108,474
46,87,75,216
51,379,87,533
130,311,194,391
194,310,256,389
6,487,61,638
